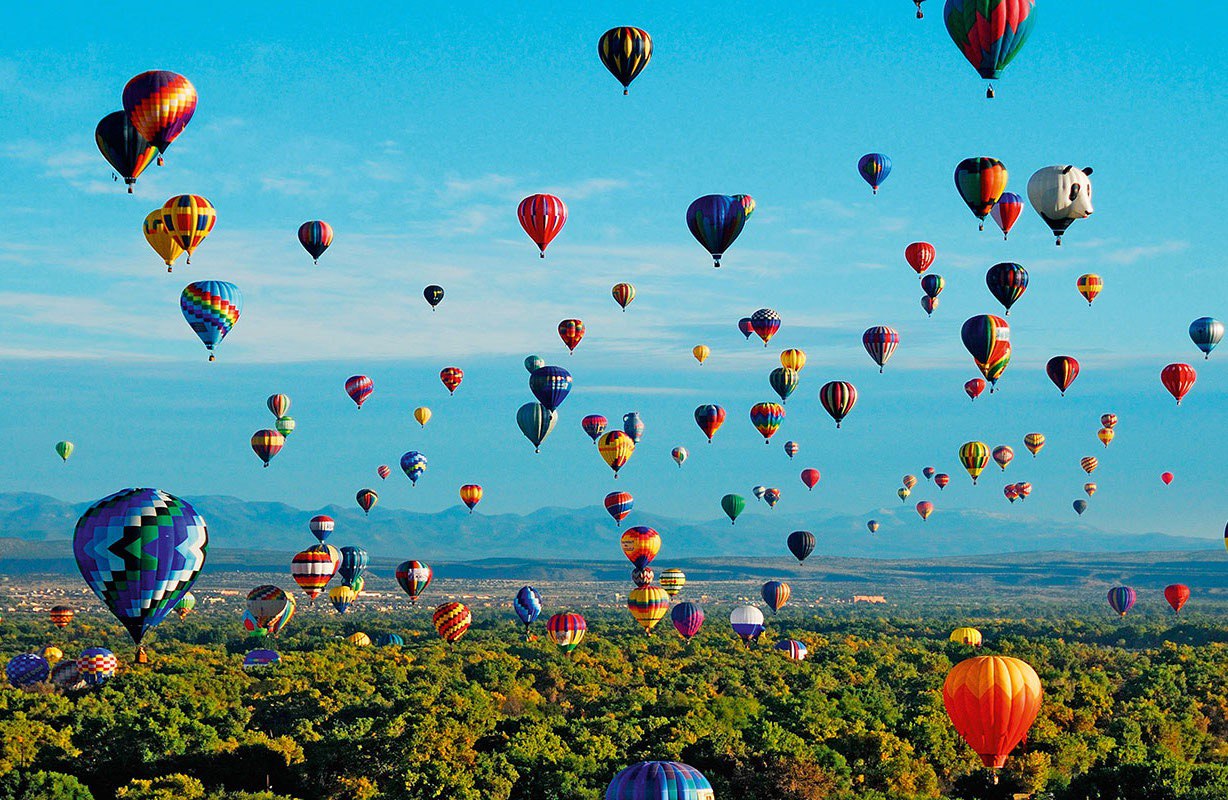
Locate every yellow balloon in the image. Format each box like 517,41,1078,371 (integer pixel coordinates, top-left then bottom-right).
692,345,710,365
780,348,807,372
414,407,432,427
346,631,371,646
41,646,63,665
143,209,184,272
949,627,982,647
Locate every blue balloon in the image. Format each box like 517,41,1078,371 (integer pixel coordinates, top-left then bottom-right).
606,762,713,800
858,153,892,194
686,194,747,268
513,585,543,629
1107,586,1136,616
400,450,428,485
1073,499,1088,515
1189,317,1224,358
529,366,573,411
338,546,368,586
622,412,645,444
376,633,405,647
6,653,50,688
243,649,281,670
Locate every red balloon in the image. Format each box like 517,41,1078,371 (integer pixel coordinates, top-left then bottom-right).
905,242,935,274
1161,363,1196,405
935,473,950,489
1161,471,1174,485
921,296,939,317
1164,584,1190,613
345,375,373,409
964,378,986,401
800,468,820,491
518,194,567,257
1045,356,1080,396
440,367,464,395
558,319,585,353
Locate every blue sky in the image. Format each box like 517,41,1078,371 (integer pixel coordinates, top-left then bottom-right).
0,2,1225,543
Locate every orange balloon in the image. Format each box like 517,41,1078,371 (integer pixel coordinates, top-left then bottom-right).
943,655,1042,771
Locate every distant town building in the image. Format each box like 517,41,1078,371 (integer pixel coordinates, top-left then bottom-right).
852,595,887,604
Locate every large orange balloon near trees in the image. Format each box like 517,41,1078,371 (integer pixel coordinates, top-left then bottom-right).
943,656,1042,777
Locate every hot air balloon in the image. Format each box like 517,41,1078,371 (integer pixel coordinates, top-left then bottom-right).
1004,485,1018,503
1098,428,1114,447
250,430,284,468
862,326,900,373
514,586,543,633
923,467,937,481
1165,584,1190,613
694,404,726,442
671,602,705,640
460,484,483,513
517,402,557,453
243,649,280,670
1161,363,1196,405
622,412,645,444
433,602,472,642
858,153,892,194
784,441,800,459
819,381,857,428
1024,433,1045,456
598,431,635,477
1190,317,1225,358
787,530,815,563
1084,482,1097,497
769,367,799,404
753,486,767,502
1046,356,1080,395
737,318,754,340
529,366,573,411
344,632,370,646
297,221,333,264
291,545,337,601
692,344,710,365
898,487,911,502
905,242,935,274
749,402,785,443
916,501,935,521
181,281,241,361
985,263,1028,314
49,605,74,628
961,315,1011,390
54,440,74,463
764,488,781,508
329,585,357,613
343,375,373,409
730,605,766,646
558,319,585,353
424,285,445,309
761,581,791,613
687,195,748,268
950,627,983,647
659,568,686,597
776,349,806,373
621,527,660,568
95,111,157,193
935,474,950,489
275,415,294,438
1072,499,1090,516
438,367,464,395
247,585,293,634
721,494,746,524
175,593,195,619
921,274,945,299
612,282,636,310
990,192,1024,239
162,195,216,262
1102,413,1118,429
607,762,714,800
7,654,50,688
943,656,1042,777
903,474,918,489
605,491,634,526
308,515,334,543
264,395,289,418
143,209,185,271
400,451,428,486
123,70,197,164
582,414,608,443
524,355,545,373
518,194,567,257
74,488,207,647
959,442,990,484
965,378,986,401
1161,471,1174,485
921,296,940,317
1080,457,1098,474
867,519,880,533
750,308,781,346
395,560,432,605
1077,274,1103,306
1028,165,1094,245
671,446,688,467
356,488,378,515
337,546,368,587
77,649,118,687
992,445,1014,471
1108,586,1136,616
631,566,654,588
628,586,670,635
598,27,653,94
800,468,820,491
546,613,587,652
1017,482,1032,500
943,1,1037,97
954,158,1008,229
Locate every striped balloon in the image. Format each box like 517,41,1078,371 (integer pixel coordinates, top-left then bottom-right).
1077,273,1103,305
921,274,945,299
162,195,216,261
671,601,705,640
122,71,197,161
943,656,1042,772
819,381,858,428
582,414,608,443
905,241,936,274
518,194,567,257
76,647,118,687
769,368,799,404
620,526,660,568
308,515,334,542
267,394,291,417
395,560,432,605
604,491,634,526
954,158,1008,228
1161,363,1197,405
991,193,1024,239
1107,586,1136,617
432,602,472,642
297,220,334,264
291,545,337,600
1023,433,1045,456
250,429,284,467
686,195,748,268
749,402,785,443
546,613,587,652
49,605,74,628
862,326,900,372
960,314,1011,389
339,546,368,586
611,282,636,310
761,581,791,613
1080,456,1099,474
513,586,543,630
605,762,713,800
775,639,808,661
943,0,1037,96
597,27,653,94
181,281,241,360
659,568,686,597
627,586,670,635
329,585,356,613
460,484,483,512
857,153,892,194
985,263,1029,314
1046,356,1080,395
598,431,635,477
518,403,557,453
959,441,990,484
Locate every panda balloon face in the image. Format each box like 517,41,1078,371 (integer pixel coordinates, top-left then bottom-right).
1027,165,1095,245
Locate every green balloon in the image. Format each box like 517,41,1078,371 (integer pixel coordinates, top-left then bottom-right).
524,355,545,373
55,441,74,462
275,415,296,437
769,368,799,403
721,494,746,525
517,402,557,453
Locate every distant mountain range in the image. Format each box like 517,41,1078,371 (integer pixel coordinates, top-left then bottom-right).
0,491,1215,564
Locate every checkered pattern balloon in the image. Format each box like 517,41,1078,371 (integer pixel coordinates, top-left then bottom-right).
76,647,119,686
6,653,50,688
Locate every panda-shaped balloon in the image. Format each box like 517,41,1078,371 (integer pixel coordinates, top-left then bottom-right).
1027,165,1094,245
